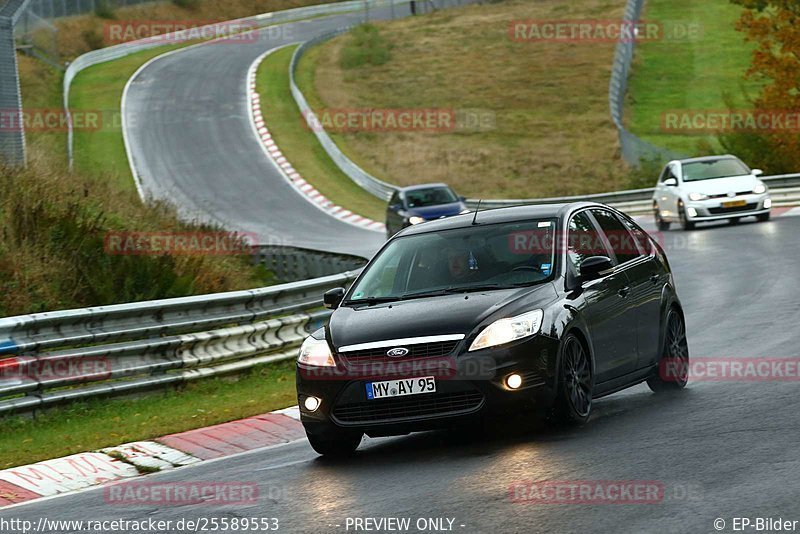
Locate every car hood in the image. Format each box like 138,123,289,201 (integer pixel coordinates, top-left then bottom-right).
681,175,760,196
327,283,558,350
407,202,466,220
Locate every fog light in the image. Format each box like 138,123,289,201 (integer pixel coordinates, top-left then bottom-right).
304,396,321,412
764,198,772,209
506,374,523,390
687,207,698,218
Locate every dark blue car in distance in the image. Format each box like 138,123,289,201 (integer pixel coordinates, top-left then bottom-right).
385,183,469,238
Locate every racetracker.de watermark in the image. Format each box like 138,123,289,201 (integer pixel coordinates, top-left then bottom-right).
662,110,800,134
104,232,259,256
661,357,800,382
298,356,497,381
0,109,109,132
508,229,662,256
302,108,496,133
0,356,110,381
509,20,702,43
104,481,259,506
103,20,279,44
509,480,703,504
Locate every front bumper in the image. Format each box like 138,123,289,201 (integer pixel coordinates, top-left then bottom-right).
296,334,560,438
685,193,771,221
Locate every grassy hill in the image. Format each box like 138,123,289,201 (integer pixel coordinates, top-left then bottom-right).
626,0,759,157
296,0,634,199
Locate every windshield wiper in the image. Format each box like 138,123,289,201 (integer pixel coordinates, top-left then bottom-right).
344,296,402,305
400,284,520,300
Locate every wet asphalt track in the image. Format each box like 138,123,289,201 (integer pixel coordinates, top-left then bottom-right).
121,8,403,258
4,214,800,533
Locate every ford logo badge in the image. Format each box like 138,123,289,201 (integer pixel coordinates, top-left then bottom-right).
386,347,409,357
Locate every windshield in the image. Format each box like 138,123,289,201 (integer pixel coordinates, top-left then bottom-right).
682,159,750,182
405,187,459,208
347,220,557,303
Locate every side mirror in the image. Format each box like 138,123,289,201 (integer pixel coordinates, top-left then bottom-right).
580,256,614,283
752,169,764,177
459,196,467,202
663,178,678,187
323,288,345,310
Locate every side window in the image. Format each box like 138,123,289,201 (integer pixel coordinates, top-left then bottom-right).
590,209,641,265
619,215,653,256
567,211,606,270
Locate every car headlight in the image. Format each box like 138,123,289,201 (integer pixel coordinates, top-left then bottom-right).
753,183,767,194
688,192,709,201
298,337,336,367
469,309,544,351
408,216,425,225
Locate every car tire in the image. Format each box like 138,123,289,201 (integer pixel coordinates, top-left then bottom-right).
551,333,593,425
678,202,695,231
654,204,670,231
757,212,771,222
647,308,689,392
306,431,362,456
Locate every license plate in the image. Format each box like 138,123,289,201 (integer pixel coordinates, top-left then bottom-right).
722,199,747,208
365,376,436,400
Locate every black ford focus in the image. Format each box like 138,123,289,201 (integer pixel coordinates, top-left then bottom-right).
297,202,689,455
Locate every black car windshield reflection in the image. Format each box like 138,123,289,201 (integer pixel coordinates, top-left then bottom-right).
346,219,557,304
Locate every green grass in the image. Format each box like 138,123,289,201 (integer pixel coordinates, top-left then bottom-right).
257,45,386,221
70,43,187,189
298,0,636,198
0,361,297,470
627,0,761,156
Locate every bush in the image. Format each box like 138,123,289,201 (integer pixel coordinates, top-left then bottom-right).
171,0,201,10
339,24,393,69
0,157,273,317
94,0,117,20
81,28,105,51
624,155,667,190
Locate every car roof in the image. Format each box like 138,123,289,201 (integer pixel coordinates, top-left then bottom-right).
398,183,452,192
674,154,740,165
398,201,603,236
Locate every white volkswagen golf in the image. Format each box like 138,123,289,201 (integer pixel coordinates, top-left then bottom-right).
652,155,772,230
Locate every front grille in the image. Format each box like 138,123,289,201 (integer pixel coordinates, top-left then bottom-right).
708,203,758,214
332,390,484,424
708,191,752,199
341,340,459,365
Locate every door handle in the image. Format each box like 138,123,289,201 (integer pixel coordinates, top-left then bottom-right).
650,274,660,285
618,286,631,298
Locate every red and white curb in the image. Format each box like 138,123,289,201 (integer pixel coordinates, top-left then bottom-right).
247,48,385,233
0,406,302,508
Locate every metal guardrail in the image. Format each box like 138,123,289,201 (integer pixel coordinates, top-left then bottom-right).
290,27,401,201
253,245,366,281
63,0,403,170
465,173,800,214
0,270,360,415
